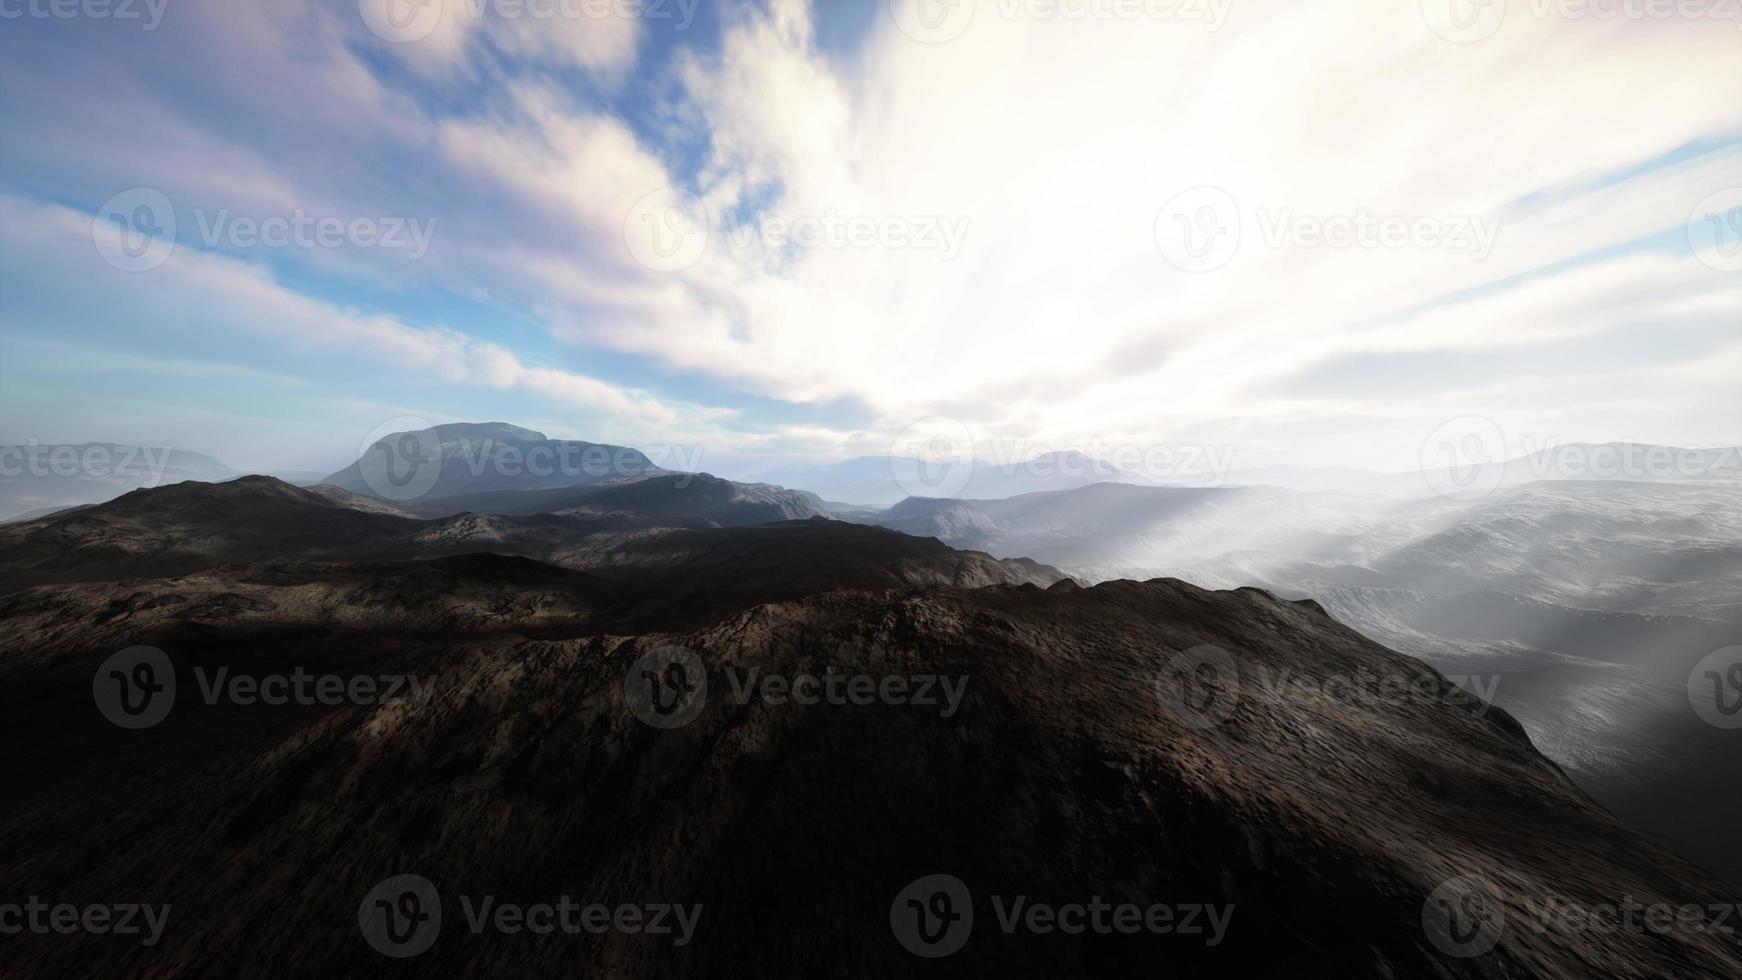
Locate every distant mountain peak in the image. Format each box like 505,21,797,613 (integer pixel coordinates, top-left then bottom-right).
421,421,548,443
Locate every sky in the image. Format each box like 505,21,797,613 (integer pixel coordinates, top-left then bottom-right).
0,0,1738,478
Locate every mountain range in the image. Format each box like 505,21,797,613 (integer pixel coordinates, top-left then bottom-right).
864,476,1742,880
2,474,1738,976
758,442,1742,506
2,426,1738,975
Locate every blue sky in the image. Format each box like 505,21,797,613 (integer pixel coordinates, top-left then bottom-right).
1,0,1738,477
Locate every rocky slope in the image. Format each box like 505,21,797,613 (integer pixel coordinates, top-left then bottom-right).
1,479,1737,977
3,567,1739,976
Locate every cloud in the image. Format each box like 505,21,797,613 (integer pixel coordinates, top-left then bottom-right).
3,0,1738,470
361,0,644,76
1,196,678,425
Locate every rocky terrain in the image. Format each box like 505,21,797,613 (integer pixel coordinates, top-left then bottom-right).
861,478,1742,882
0,477,1738,976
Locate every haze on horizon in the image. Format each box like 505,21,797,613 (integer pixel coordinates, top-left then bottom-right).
1,0,1738,478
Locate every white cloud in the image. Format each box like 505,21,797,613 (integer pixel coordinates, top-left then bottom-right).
451,0,1739,466
1,196,678,425
6,0,1739,470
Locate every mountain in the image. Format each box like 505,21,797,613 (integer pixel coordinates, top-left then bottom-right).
756,450,1144,506
0,443,236,520
856,478,1742,880
378,472,831,524
322,422,664,502
1167,443,1742,497
2,536,1737,974
0,477,1056,620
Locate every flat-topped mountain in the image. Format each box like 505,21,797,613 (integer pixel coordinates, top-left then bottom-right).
322,422,664,502
383,471,831,524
